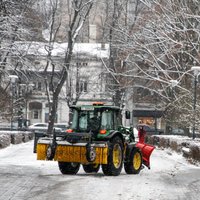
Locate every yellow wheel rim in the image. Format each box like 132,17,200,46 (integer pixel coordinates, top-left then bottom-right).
113,144,122,168
133,152,142,170
93,163,99,168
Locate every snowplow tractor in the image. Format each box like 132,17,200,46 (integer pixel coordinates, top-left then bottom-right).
35,102,154,176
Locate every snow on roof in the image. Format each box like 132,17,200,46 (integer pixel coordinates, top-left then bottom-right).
14,42,109,58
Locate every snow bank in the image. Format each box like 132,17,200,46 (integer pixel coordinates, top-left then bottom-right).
0,133,11,148
146,135,200,163
0,131,33,149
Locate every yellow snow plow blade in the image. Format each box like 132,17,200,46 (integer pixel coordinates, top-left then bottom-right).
37,143,108,164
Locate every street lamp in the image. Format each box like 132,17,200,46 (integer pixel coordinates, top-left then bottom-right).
169,80,178,132
19,83,34,126
9,75,18,130
25,83,34,121
169,80,178,104
169,80,179,88
191,66,200,140
151,90,159,134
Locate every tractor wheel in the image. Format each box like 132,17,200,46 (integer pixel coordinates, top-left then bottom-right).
82,164,100,173
124,148,142,174
102,136,123,176
46,143,56,160
58,162,80,175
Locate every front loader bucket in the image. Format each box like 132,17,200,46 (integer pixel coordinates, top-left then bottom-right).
136,142,155,169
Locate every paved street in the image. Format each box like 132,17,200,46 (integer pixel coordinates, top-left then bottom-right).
0,141,199,200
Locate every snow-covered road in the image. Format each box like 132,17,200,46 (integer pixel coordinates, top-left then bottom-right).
0,141,199,200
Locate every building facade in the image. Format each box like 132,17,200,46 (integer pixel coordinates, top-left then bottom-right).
9,42,110,126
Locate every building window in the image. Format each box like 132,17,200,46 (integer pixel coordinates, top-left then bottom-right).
80,80,88,92
76,62,88,66
83,62,88,66
33,82,36,90
32,82,42,91
45,113,49,123
29,102,42,120
33,110,39,119
38,82,42,91
76,62,81,66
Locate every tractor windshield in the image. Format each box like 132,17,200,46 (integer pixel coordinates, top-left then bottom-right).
71,109,101,132
70,107,121,132
101,110,113,129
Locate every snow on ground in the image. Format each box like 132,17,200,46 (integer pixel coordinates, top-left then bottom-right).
0,140,199,200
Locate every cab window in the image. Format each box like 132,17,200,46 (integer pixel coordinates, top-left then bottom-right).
101,110,113,130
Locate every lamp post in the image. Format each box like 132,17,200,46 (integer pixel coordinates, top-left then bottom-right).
9,75,18,130
25,83,34,121
19,83,34,127
169,80,178,134
191,66,200,140
153,89,164,134
151,90,158,134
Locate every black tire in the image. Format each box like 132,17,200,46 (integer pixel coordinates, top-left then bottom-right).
33,135,38,153
102,136,123,176
82,164,100,173
58,162,80,175
124,148,142,174
46,143,56,160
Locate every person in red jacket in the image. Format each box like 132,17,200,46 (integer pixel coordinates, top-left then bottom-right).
138,126,146,144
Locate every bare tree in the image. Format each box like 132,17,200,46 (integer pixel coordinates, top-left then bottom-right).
98,0,144,107
106,0,200,129
47,0,94,134
0,0,37,122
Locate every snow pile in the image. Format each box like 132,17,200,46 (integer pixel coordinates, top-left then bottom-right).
0,131,33,149
156,135,200,148
146,135,200,163
0,132,11,148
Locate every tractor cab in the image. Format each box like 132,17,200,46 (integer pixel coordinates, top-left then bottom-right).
68,103,122,140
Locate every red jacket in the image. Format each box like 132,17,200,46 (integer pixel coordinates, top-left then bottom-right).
138,129,146,143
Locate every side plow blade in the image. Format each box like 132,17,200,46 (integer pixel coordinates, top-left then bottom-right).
136,142,155,169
